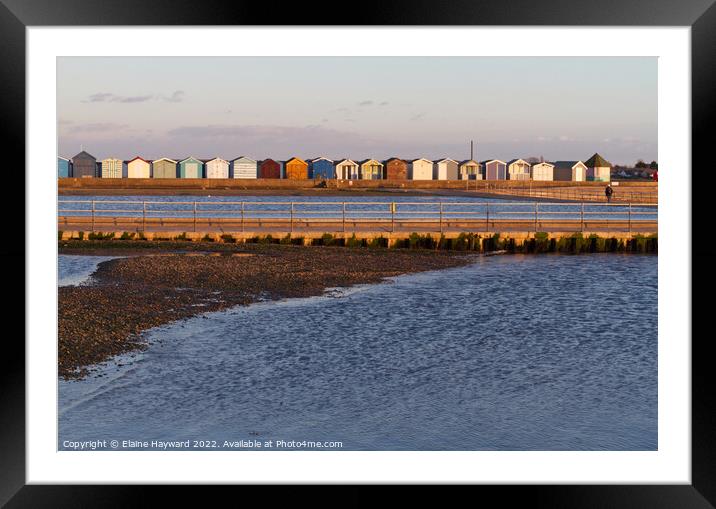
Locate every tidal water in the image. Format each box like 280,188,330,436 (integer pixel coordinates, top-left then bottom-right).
58,255,123,286
58,254,657,451
57,194,656,222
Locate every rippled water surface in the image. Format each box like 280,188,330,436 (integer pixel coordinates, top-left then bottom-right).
59,254,657,450
58,255,122,286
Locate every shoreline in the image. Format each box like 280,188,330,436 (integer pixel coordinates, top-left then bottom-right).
58,244,478,379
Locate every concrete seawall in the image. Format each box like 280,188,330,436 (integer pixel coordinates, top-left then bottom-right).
58,229,657,252
58,177,657,191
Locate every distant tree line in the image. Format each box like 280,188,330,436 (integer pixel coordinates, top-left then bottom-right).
635,159,658,169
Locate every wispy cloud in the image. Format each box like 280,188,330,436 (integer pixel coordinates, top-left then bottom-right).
358,100,373,107
84,93,154,104
164,90,185,103
69,123,129,133
537,135,576,142
82,90,185,104
410,113,425,121
167,124,358,140
379,101,389,106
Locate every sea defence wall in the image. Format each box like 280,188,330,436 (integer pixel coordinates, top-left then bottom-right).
58,230,658,253
58,177,656,191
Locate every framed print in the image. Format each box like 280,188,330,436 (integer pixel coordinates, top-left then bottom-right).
3,0,714,504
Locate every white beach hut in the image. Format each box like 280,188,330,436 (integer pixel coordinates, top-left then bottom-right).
205,157,230,179
434,158,459,180
409,158,433,180
231,156,258,179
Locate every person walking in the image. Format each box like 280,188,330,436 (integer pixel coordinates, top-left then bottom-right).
605,184,614,203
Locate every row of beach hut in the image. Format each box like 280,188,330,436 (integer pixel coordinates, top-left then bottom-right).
58,152,612,182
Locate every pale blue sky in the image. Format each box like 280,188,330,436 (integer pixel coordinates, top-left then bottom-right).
58,57,657,165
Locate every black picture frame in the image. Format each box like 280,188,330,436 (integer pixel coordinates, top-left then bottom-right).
2,0,712,505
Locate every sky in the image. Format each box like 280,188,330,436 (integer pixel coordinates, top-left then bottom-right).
57,57,657,166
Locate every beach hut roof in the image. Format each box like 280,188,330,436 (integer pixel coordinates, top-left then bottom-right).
553,160,586,169
359,158,383,165
436,158,459,164
506,158,529,166
179,156,203,164
72,150,95,160
585,153,612,168
128,156,150,164
459,159,481,166
336,158,358,166
311,156,334,163
410,158,433,164
480,159,506,165
152,157,177,164
231,156,256,163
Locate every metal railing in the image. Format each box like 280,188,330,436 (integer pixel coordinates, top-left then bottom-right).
468,182,658,204
57,199,658,234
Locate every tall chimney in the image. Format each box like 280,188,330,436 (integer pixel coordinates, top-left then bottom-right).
470,140,473,160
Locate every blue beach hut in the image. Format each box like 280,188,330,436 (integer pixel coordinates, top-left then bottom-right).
310,157,335,179
58,156,71,178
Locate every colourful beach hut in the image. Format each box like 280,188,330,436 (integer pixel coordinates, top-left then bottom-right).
178,157,204,178
231,156,257,179
409,158,433,180
152,158,177,179
205,157,230,179
459,160,482,180
359,159,384,180
57,157,71,178
507,159,531,181
127,156,151,179
553,161,587,182
284,157,309,180
384,158,408,180
481,160,507,180
531,162,554,181
258,159,281,179
335,159,359,180
101,158,124,179
585,153,612,182
434,158,459,180
310,157,335,179
71,150,97,178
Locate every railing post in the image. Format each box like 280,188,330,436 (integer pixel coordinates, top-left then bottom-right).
193,201,197,233
91,200,95,233
342,202,346,233
439,202,443,234
290,202,294,234
580,202,584,232
628,202,632,233
485,202,489,232
534,203,538,232
391,202,395,233
241,201,245,232
142,201,146,232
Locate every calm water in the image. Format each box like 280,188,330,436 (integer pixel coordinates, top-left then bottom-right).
58,255,123,286
58,254,657,451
